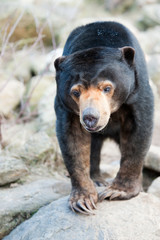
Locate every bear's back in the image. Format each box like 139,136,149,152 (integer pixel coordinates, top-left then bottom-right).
63,22,135,55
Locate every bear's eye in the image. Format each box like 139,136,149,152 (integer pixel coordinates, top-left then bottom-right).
72,90,80,98
103,86,112,93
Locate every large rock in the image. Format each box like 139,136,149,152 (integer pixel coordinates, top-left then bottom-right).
148,177,160,198
145,145,160,172
0,73,25,116
0,156,28,186
0,179,71,239
19,131,55,164
4,193,160,240
2,121,37,150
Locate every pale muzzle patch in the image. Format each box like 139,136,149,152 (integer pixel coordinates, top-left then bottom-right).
70,81,117,132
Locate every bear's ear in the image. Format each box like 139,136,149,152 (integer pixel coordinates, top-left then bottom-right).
120,47,135,67
54,56,65,71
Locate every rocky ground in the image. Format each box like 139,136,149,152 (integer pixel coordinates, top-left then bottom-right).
0,0,160,239
3,193,160,240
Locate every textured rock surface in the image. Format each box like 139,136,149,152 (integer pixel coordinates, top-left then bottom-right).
0,156,28,186
0,179,71,239
145,145,160,172
2,121,37,150
19,131,55,164
148,177,160,198
3,193,160,240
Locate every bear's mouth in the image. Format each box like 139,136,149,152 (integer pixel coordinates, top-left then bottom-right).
84,125,102,133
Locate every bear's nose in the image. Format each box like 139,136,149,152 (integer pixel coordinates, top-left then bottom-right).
82,108,99,129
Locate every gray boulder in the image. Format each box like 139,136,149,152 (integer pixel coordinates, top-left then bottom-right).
2,121,37,150
0,156,28,186
0,179,70,239
3,193,160,240
19,131,55,164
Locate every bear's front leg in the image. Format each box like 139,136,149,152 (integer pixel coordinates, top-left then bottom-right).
99,106,152,201
56,112,98,214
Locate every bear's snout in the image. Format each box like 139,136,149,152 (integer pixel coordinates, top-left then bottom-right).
82,108,99,130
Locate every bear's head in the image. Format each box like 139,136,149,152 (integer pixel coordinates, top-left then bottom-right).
54,46,136,133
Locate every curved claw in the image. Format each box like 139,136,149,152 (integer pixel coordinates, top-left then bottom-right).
110,191,127,200
85,199,94,211
77,200,95,215
109,191,122,200
98,190,113,202
72,202,89,215
90,196,97,209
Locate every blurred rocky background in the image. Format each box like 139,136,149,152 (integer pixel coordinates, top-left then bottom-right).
0,0,160,239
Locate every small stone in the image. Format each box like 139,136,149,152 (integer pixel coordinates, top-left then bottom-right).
145,145,160,172
0,156,28,186
148,177,160,198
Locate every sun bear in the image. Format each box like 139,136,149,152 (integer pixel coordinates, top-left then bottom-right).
54,21,154,214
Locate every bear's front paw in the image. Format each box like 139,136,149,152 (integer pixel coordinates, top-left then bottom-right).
69,187,98,215
98,177,142,201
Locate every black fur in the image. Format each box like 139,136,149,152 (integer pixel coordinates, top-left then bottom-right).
54,21,154,213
